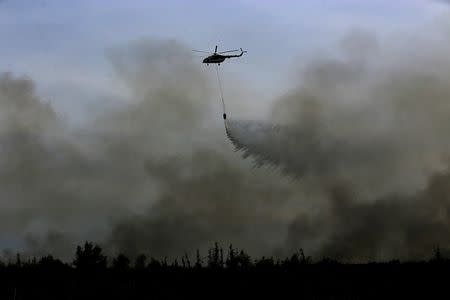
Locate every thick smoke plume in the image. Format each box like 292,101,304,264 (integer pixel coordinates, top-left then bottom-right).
224,28,450,260
0,40,297,261
227,29,450,199
2,23,450,262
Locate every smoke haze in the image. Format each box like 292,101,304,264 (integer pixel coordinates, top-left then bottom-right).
226,27,450,260
2,22,450,261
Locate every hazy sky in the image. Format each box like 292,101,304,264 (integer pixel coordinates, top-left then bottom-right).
0,0,447,123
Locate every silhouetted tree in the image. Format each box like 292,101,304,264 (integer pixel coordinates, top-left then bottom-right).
236,249,252,269
219,247,224,268
39,255,66,269
15,253,21,267
195,249,202,269
207,242,224,269
181,253,191,269
255,256,275,270
226,244,237,269
299,248,312,264
207,248,213,268
73,242,107,271
282,249,311,271
172,258,179,268
147,257,162,270
134,254,147,270
112,253,130,271
433,246,442,261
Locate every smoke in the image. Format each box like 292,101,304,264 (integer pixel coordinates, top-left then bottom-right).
101,39,298,259
228,29,450,198
0,40,301,261
0,73,80,253
2,23,450,262
284,173,450,261
225,28,450,260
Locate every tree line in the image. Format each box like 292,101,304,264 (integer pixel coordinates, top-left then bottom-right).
2,241,316,272
1,242,450,299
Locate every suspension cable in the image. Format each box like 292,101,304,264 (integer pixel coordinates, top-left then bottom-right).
215,65,227,120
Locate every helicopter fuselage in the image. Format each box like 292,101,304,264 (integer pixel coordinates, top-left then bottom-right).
202,51,245,65
203,54,226,64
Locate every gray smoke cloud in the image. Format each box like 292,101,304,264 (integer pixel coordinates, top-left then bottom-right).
227,29,450,199
0,40,301,261
2,23,450,262
284,174,450,262
225,27,450,260
101,39,299,259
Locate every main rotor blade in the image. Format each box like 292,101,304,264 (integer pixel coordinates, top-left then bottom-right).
218,49,240,54
192,50,213,54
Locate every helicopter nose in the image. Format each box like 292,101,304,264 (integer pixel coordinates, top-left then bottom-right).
202,58,207,63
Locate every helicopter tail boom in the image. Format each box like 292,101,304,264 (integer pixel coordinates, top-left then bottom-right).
224,48,247,58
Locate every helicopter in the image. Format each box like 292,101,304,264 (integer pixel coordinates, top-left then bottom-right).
193,45,246,65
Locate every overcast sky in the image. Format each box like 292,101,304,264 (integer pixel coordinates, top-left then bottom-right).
0,0,447,124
